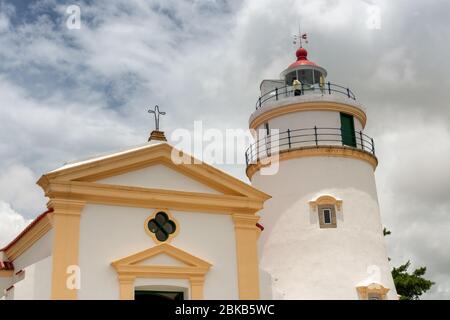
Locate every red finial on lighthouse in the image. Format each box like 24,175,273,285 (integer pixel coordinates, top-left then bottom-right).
296,47,308,61
289,45,316,68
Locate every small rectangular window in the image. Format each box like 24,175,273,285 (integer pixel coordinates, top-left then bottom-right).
264,122,270,135
318,205,337,229
323,209,332,224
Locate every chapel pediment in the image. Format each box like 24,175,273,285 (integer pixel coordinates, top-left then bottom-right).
111,243,212,275
37,142,270,201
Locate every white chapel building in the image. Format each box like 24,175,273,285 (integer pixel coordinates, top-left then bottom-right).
0,46,397,300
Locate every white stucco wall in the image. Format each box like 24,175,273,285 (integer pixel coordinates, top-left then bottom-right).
4,287,14,300
13,230,53,271
256,109,364,139
252,156,397,300
260,79,285,96
77,204,238,300
77,161,239,300
13,263,36,299
251,93,365,127
259,268,273,300
6,230,53,300
12,255,52,300
97,164,220,194
0,277,12,299
33,255,52,299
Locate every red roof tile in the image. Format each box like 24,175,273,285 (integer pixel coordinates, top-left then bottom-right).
0,260,14,270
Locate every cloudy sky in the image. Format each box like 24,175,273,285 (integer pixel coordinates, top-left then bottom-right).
0,0,449,299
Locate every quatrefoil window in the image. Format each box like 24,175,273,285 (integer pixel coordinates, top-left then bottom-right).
147,211,177,242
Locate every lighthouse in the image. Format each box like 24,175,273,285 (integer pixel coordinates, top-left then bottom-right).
246,45,397,300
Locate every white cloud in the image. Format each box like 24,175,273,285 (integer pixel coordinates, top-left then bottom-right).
0,76,139,173
0,12,9,33
0,164,45,218
0,201,31,248
375,115,450,299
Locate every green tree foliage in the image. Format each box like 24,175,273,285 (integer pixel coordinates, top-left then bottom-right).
391,261,435,300
383,228,435,300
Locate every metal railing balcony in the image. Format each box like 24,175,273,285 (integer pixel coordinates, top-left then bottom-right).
245,127,375,166
256,82,356,110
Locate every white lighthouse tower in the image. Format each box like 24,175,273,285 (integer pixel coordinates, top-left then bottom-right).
246,44,397,300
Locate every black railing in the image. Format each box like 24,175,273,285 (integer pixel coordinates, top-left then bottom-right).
245,127,375,166
256,82,356,110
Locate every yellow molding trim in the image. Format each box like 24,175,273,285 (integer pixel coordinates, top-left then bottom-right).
111,243,212,268
232,214,260,299
162,158,270,200
118,275,135,300
37,143,270,201
356,283,390,300
5,213,53,261
233,214,261,230
49,199,85,300
0,270,14,277
44,180,266,214
310,195,343,211
144,209,180,244
47,198,86,216
111,243,212,300
250,101,367,130
246,146,378,179
189,276,206,300
114,265,210,278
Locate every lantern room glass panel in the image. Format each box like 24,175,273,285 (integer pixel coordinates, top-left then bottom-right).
297,69,313,85
285,71,297,86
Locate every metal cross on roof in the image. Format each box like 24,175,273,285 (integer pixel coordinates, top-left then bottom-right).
148,105,166,131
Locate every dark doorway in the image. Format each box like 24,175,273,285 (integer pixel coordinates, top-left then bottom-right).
135,290,184,301
340,113,356,147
